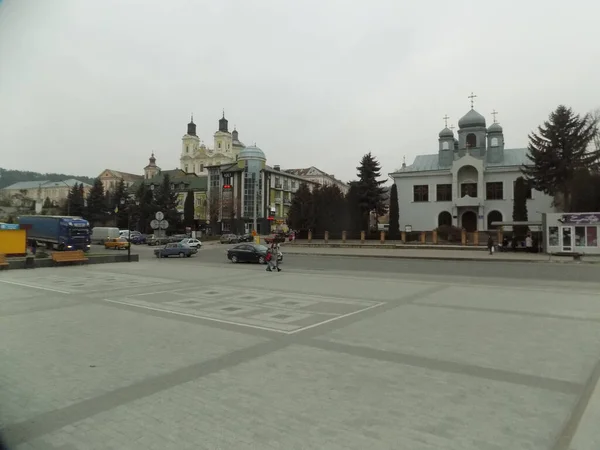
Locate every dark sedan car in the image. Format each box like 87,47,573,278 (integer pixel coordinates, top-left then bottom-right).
227,243,270,264
227,243,283,264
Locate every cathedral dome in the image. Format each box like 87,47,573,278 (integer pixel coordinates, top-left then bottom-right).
238,145,266,162
487,122,503,134
458,109,486,129
439,127,454,138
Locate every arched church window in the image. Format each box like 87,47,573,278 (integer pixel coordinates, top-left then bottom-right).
466,133,477,148
186,145,189,153
442,142,450,150
185,165,189,173
218,142,221,149
491,137,499,147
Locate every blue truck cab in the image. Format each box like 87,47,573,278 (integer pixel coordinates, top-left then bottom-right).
18,215,92,252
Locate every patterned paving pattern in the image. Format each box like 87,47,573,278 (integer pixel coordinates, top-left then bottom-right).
2,273,176,294
105,285,383,333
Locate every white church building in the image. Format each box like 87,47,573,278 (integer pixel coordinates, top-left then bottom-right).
389,102,555,232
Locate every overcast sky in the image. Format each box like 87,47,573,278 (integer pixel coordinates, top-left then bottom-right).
0,0,598,183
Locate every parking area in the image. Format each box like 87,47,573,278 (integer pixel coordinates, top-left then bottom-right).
2,259,600,449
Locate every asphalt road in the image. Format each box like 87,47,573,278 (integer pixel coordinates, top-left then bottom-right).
107,243,600,284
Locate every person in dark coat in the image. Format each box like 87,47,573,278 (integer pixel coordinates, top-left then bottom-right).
487,235,494,255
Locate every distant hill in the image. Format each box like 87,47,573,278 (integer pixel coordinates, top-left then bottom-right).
0,168,96,189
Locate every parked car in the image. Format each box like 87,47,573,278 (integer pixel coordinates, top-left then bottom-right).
104,237,130,250
147,235,169,246
154,243,194,258
180,238,202,249
220,233,239,244
130,234,147,244
227,243,283,264
238,233,253,242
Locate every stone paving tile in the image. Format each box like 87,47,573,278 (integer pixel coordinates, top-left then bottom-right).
416,284,600,320
225,272,435,301
0,303,265,425
321,299,600,384
28,345,574,450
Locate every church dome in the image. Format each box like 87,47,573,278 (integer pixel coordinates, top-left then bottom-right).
439,127,454,138
238,145,266,162
458,109,486,129
487,122,503,134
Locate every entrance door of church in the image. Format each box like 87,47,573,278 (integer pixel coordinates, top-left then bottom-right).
461,211,477,232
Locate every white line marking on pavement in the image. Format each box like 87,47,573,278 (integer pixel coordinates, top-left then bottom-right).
102,299,290,334
0,279,71,294
287,302,386,334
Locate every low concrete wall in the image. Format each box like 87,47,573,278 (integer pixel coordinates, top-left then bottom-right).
3,253,139,270
286,243,488,251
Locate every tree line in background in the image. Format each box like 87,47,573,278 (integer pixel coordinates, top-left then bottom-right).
287,152,389,238
53,173,183,232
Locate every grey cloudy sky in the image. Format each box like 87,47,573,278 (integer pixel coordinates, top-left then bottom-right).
0,0,598,183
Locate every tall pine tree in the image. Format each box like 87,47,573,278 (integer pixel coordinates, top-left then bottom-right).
85,178,107,226
183,189,195,228
287,183,314,233
110,179,129,229
64,183,85,216
522,105,599,212
388,184,400,239
355,153,386,231
134,183,156,233
155,174,180,232
513,176,529,237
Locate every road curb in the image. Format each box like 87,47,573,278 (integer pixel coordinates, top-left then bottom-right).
284,251,595,264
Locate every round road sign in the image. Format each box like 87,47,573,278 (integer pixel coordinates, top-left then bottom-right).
155,211,164,221
159,220,169,230
150,219,159,229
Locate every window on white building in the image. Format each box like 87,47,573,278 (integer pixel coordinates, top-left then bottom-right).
413,185,429,202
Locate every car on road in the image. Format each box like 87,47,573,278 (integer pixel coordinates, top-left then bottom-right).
154,243,194,258
227,243,283,264
180,238,202,249
104,237,130,250
220,233,239,244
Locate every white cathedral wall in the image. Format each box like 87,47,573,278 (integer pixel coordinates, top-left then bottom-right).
393,173,453,231
393,169,556,232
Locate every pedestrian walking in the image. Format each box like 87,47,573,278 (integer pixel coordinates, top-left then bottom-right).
265,244,281,272
487,235,494,255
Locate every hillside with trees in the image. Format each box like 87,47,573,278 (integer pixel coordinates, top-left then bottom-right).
0,168,96,189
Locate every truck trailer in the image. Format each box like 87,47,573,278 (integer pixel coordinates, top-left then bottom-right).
17,215,91,252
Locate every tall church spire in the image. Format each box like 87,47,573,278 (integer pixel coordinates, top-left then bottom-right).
218,110,229,133
187,114,197,136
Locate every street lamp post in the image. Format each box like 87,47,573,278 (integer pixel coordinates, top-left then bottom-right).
121,197,139,262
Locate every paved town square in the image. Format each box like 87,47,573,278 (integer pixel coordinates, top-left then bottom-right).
2,256,600,449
